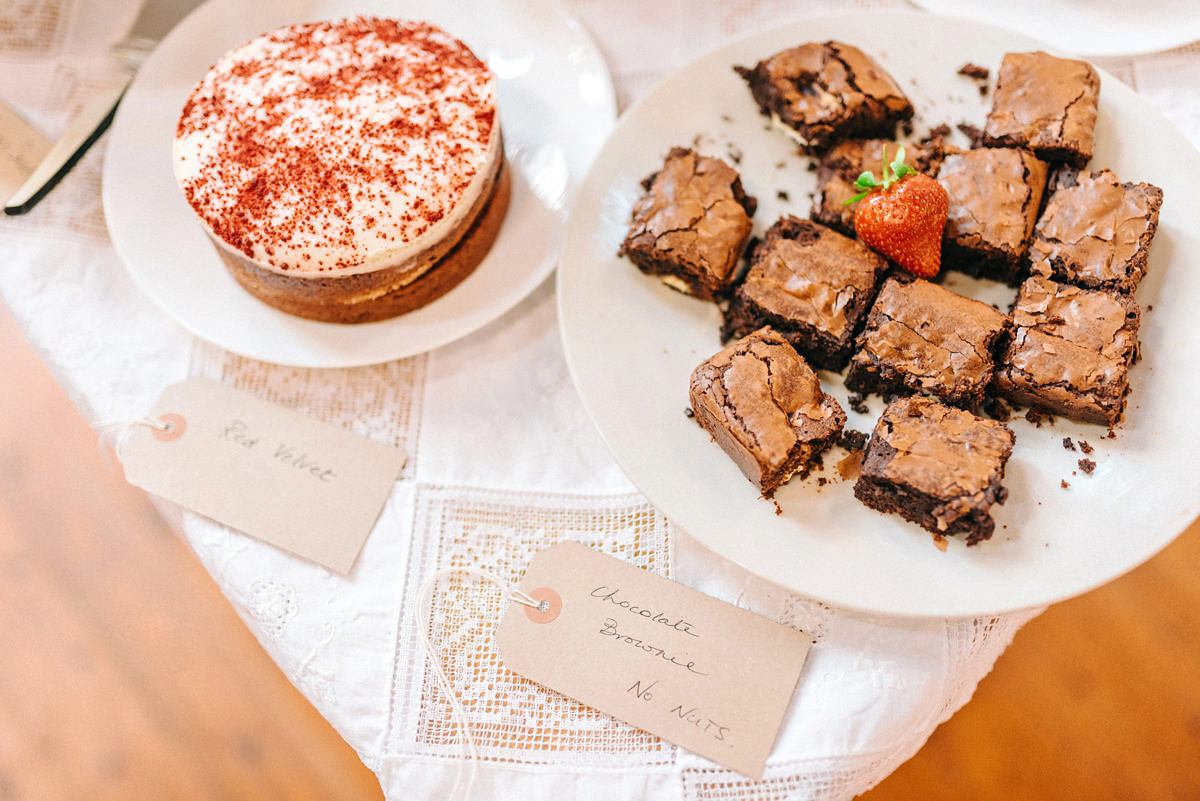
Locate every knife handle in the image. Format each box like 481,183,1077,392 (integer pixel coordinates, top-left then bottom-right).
4,78,130,216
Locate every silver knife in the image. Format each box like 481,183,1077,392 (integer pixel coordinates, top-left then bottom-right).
4,0,203,215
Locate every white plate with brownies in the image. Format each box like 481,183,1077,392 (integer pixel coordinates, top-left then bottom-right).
557,12,1200,617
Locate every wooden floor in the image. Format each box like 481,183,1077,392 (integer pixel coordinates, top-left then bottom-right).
1,295,1197,801
0,302,384,800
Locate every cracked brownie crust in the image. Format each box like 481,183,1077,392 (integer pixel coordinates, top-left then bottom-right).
994,275,1141,425
1028,167,1164,294
735,41,914,153
845,277,1011,409
689,327,846,497
936,147,1050,285
854,395,1015,545
620,147,757,301
722,217,890,371
982,51,1100,168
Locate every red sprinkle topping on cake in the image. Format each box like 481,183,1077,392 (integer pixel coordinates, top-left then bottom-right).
174,17,498,274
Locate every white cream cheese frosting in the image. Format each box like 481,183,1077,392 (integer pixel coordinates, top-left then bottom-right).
173,16,500,277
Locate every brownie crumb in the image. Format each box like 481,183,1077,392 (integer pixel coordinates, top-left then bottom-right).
773,499,783,515
1024,407,1054,427
958,63,989,80
837,428,869,451
1062,437,1076,451
684,407,695,418
979,84,989,97
776,189,790,201
922,123,952,142
805,161,817,172
1078,458,1096,474
817,476,828,487
727,145,743,164
1078,440,1093,455
957,122,985,147
1061,479,1070,489
848,392,870,415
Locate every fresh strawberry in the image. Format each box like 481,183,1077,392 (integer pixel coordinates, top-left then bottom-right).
844,146,948,279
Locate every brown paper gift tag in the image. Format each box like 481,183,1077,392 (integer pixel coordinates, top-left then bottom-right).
120,377,406,574
497,541,811,778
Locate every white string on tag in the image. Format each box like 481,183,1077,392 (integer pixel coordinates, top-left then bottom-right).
94,416,175,463
415,566,545,801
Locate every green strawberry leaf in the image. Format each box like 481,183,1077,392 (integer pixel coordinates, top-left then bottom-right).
852,170,879,190
890,145,914,183
880,145,895,184
841,144,915,205
844,170,880,205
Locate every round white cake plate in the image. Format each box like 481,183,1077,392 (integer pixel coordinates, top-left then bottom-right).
103,0,616,367
910,0,1200,56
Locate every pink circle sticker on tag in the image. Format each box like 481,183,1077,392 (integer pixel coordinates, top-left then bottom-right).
153,413,187,442
523,587,562,624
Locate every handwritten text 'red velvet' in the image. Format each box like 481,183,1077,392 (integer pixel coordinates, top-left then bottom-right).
222,419,337,483
590,585,706,675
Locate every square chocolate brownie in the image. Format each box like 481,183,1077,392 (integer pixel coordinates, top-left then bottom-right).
982,51,1100,168
854,395,1015,545
936,147,1049,285
993,275,1141,425
845,276,1010,409
1028,167,1164,294
689,327,846,498
619,147,757,301
811,135,948,236
722,217,890,371
735,41,913,153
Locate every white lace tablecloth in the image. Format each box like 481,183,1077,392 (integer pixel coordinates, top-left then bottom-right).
4,1,1199,799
